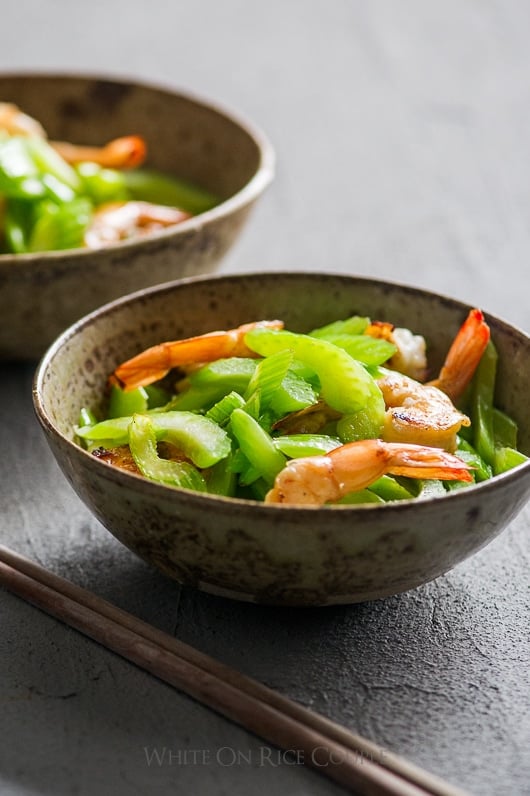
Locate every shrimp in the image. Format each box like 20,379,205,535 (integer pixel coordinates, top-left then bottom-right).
0,102,46,137
365,321,427,381
84,201,191,249
51,135,146,169
427,308,490,403
373,308,490,451
377,371,469,452
265,439,473,505
112,320,285,391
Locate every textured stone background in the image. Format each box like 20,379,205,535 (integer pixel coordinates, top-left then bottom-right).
1,2,529,794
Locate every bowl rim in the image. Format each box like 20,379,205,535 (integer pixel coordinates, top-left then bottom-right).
0,70,275,265
32,270,530,516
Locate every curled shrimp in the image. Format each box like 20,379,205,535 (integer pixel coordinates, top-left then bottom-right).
377,371,469,452
50,135,147,169
0,102,46,137
112,321,285,390
84,200,191,249
265,439,473,506
427,308,490,403
373,309,490,451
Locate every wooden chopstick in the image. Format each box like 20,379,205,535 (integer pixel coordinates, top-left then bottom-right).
0,545,470,796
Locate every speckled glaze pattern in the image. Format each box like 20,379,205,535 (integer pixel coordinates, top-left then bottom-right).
33,273,530,606
0,74,274,361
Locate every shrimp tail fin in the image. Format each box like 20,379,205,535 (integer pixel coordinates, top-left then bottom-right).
113,344,174,390
385,443,474,482
428,308,490,403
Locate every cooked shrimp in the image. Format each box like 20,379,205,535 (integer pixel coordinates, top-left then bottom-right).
51,135,146,169
373,308,490,451
0,102,46,137
265,439,473,505
112,320,285,391
427,308,490,403
84,200,191,249
365,321,427,381
377,370,469,452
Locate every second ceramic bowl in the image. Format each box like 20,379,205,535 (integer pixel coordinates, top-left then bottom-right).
0,72,274,360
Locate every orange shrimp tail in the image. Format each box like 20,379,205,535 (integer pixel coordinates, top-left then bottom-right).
381,442,474,482
52,135,147,169
428,308,490,403
112,320,284,391
102,135,147,169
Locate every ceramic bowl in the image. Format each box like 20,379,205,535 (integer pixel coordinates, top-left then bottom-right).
33,272,530,607
0,73,274,360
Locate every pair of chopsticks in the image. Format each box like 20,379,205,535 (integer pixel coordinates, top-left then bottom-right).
0,545,471,796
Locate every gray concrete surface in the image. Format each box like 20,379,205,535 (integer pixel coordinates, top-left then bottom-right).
1,2,530,794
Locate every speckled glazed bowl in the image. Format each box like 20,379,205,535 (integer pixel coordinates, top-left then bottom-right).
0,73,274,360
33,272,530,606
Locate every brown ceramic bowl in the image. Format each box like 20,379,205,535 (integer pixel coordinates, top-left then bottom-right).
33,272,530,606
0,73,274,360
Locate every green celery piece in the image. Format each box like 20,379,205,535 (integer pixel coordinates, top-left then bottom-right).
456,437,492,482
170,357,257,411
270,371,318,416
0,137,46,199
144,384,172,409
78,407,98,427
230,408,286,485
244,350,293,406
143,411,230,468
205,453,238,497
368,476,415,501
28,198,93,252
129,414,206,492
493,446,529,475
26,137,81,193
75,162,128,204
273,434,342,457
238,463,263,487
337,408,385,443
108,384,149,418
323,334,396,366
248,478,271,502
124,168,219,214
245,328,385,423
78,410,230,468
336,489,385,505
206,391,246,426
226,447,262,485
3,198,33,252
417,480,447,499
492,408,518,450
309,316,370,338
471,340,498,467
190,357,257,388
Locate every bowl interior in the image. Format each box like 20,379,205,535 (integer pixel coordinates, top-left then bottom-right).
38,272,530,456
0,73,265,199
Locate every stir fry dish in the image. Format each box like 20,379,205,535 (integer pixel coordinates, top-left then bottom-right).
75,309,528,506
0,102,219,253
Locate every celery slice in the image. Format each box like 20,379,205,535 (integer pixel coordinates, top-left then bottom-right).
124,168,219,214
245,328,385,421
230,408,286,485
129,414,206,491
273,434,342,457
